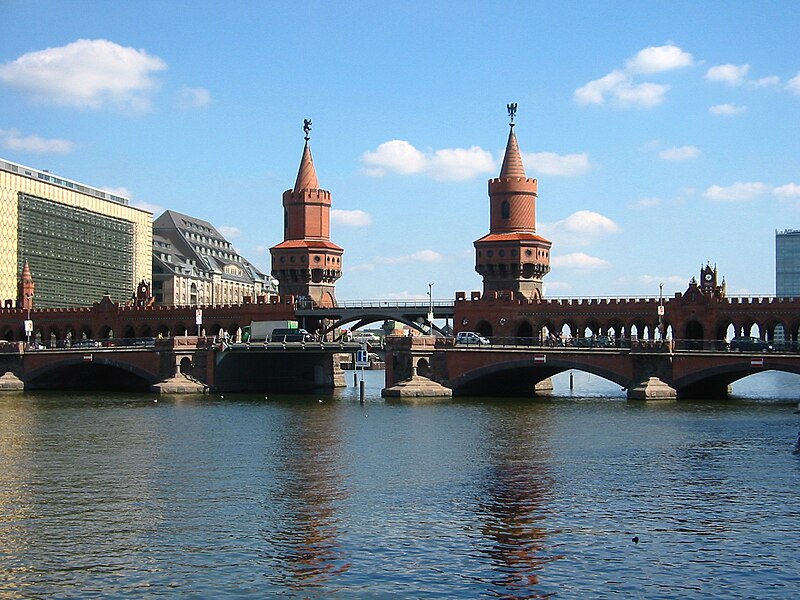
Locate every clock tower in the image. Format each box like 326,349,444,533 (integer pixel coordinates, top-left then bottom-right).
700,263,726,299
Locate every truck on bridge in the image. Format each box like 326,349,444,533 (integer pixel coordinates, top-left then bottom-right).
242,320,299,342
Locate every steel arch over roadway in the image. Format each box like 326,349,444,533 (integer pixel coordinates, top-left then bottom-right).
296,301,455,337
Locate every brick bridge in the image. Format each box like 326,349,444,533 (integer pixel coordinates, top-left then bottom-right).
2,267,800,397
382,271,800,399
0,337,360,394
384,336,800,400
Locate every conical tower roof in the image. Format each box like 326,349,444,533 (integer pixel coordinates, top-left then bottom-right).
21,260,32,281
294,140,320,191
499,126,526,179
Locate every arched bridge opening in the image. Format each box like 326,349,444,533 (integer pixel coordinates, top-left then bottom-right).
447,358,630,397
25,358,156,392
674,362,800,400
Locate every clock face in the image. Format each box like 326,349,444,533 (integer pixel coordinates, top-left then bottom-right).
704,273,713,282
140,285,147,293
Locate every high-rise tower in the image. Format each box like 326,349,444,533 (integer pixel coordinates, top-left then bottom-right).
474,105,551,300
270,120,343,307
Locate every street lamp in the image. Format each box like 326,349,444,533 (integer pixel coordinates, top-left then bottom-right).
427,282,434,334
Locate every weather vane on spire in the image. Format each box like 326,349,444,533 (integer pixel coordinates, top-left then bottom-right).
507,103,517,127
303,119,312,141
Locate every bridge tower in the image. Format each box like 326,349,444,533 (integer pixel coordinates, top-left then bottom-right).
17,260,34,309
474,105,551,300
270,120,343,307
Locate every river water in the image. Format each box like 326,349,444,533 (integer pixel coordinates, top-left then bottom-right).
1,371,799,598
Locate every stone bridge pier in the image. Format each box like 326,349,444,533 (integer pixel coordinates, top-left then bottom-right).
150,337,209,393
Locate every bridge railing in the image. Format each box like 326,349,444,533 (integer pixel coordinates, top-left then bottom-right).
439,336,799,353
298,299,455,310
24,336,213,351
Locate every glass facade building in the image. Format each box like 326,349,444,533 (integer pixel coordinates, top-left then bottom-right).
18,194,134,307
776,229,800,298
0,158,152,308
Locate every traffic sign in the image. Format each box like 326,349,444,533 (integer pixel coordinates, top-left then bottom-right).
355,349,370,367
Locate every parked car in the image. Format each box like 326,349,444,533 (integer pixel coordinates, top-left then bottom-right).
270,328,315,342
72,339,101,349
572,335,612,348
455,331,490,345
728,336,772,352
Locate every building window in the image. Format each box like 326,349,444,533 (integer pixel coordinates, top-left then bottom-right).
501,201,510,220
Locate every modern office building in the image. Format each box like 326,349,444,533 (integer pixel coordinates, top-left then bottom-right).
0,158,152,308
776,229,800,297
152,210,277,306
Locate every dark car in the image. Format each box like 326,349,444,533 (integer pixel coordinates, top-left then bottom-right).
270,328,315,342
572,335,612,348
728,336,772,352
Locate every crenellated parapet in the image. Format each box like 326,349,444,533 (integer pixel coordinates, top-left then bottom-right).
454,268,800,345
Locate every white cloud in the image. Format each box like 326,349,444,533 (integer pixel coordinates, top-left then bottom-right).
705,63,750,86
0,128,74,154
131,200,162,215
362,140,427,176
375,250,444,264
218,226,241,239
639,275,687,288
102,186,131,198
362,140,494,181
705,64,780,89
625,44,694,74
574,44,693,109
551,252,610,270
709,103,747,116
331,209,373,227
346,263,375,273
658,145,701,161
427,146,495,181
179,86,211,108
574,69,670,108
0,39,166,112
542,281,571,293
559,210,620,236
754,75,780,88
376,291,428,301
774,183,800,199
541,210,619,246
523,151,590,176
788,73,800,95
704,182,770,201
634,196,662,208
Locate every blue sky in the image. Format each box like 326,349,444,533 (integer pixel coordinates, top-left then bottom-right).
1,0,798,302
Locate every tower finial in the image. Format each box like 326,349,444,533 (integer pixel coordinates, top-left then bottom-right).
507,103,517,127
303,118,312,141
